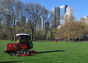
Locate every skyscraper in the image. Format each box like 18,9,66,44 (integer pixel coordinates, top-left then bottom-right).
41,17,44,29
60,5,68,24
52,7,60,28
64,6,74,24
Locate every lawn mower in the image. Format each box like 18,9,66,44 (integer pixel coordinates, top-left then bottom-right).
5,33,38,56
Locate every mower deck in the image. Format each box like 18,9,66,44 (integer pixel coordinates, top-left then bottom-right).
20,51,38,56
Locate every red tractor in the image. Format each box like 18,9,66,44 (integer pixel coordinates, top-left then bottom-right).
5,33,38,56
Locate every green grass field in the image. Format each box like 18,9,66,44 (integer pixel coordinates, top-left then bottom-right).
0,40,88,63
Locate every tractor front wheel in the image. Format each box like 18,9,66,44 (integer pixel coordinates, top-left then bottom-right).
10,51,16,56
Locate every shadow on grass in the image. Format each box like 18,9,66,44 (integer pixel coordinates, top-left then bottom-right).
39,50,65,54
0,61,21,63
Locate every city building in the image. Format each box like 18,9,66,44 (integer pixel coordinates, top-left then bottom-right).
78,18,85,23
52,7,60,28
57,24,62,29
60,5,68,24
41,17,44,29
64,6,74,24
84,16,88,23
78,16,88,24
52,5,74,29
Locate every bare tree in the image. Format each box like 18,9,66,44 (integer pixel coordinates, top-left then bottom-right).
25,3,48,27
45,22,50,39
25,3,49,40
0,0,26,40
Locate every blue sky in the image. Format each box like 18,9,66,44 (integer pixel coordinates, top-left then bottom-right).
21,0,88,20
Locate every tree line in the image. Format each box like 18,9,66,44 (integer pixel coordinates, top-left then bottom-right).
0,0,51,40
